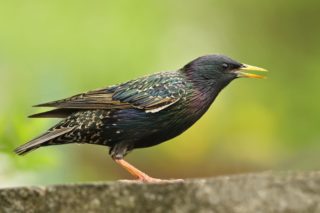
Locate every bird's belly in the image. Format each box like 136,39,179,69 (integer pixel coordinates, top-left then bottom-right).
103,106,202,149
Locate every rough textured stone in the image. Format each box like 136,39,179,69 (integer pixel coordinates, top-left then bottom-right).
1,171,320,213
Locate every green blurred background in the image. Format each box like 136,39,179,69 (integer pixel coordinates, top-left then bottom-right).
1,0,320,187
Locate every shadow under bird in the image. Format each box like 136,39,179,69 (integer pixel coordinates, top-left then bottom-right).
15,54,267,183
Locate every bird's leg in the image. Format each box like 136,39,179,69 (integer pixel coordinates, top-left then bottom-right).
114,158,163,183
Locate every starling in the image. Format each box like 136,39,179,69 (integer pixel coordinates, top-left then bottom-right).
14,54,267,183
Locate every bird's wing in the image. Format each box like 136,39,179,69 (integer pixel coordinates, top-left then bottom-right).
33,72,188,114
111,72,187,112
34,89,130,109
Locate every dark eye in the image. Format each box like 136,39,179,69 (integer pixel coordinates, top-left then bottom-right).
222,63,229,69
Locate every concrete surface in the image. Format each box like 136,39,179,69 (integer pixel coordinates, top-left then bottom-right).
1,171,320,213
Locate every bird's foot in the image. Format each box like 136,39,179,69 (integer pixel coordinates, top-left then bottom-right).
114,158,184,183
140,176,184,183
138,172,184,183
118,176,184,184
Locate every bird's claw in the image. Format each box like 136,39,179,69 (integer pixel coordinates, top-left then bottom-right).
118,178,184,184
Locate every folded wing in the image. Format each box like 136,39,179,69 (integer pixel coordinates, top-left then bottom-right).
30,72,188,118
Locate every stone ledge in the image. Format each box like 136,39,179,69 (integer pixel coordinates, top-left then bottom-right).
1,171,320,213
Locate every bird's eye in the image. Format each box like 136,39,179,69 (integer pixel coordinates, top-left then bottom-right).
222,63,229,69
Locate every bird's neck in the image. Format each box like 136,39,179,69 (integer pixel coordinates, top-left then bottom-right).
180,68,233,99
180,69,233,116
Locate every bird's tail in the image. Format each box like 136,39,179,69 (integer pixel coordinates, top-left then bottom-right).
14,127,75,155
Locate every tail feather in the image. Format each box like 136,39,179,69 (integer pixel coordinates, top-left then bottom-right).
14,127,75,155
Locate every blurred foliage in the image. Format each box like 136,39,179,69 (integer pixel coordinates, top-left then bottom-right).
1,0,320,187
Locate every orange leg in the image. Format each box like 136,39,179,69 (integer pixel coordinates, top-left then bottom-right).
114,159,184,183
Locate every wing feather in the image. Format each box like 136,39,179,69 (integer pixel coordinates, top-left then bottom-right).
31,72,189,116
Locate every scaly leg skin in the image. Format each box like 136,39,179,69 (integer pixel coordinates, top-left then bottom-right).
114,159,184,183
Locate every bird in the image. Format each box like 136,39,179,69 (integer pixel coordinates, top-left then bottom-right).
14,54,267,183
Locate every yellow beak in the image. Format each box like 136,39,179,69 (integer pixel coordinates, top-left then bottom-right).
236,64,268,79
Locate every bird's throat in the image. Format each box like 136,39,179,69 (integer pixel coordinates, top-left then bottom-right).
188,77,233,121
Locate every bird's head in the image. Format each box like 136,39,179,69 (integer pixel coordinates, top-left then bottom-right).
182,54,267,89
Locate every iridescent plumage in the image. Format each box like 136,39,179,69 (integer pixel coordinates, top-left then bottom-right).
15,54,267,182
